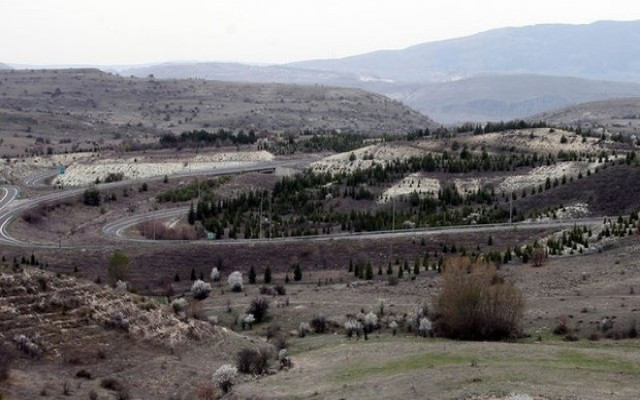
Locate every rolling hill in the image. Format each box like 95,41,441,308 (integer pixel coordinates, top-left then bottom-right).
0,69,435,140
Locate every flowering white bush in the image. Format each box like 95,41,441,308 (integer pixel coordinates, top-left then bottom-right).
277,349,288,361
228,271,243,292
389,320,399,335
364,312,378,331
208,315,219,326
298,322,311,337
171,298,188,314
115,280,128,292
210,267,220,282
13,334,42,359
243,313,255,325
418,317,432,337
344,319,362,338
191,279,212,300
212,364,237,393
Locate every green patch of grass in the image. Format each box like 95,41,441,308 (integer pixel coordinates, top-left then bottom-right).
333,351,469,383
553,350,640,376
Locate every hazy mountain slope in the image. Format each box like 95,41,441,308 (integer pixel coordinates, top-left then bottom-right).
0,69,435,139
534,98,640,136
289,20,640,83
119,62,366,86
387,75,640,123
0,63,11,70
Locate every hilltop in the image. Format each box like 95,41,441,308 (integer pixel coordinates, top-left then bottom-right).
0,69,435,142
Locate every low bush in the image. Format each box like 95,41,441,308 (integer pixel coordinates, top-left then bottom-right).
236,348,270,375
191,280,212,300
228,271,243,292
247,297,269,323
212,364,237,393
310,314,327,333
433,257,524,340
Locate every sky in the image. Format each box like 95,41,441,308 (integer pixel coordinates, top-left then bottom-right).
2,0,640,66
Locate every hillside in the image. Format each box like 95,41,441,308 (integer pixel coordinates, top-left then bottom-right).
0,69,434,140
535,98,640,136
289,20,640,83
0,263,257,399
391,74,640,123
0,63,10,70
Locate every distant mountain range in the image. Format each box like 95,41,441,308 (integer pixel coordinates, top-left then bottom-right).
8,20,640,124
0,63,11,70
289,20,640,83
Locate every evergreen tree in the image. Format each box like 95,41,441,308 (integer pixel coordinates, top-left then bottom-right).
174,273,180,282
348,258,353,273
398,265,404,278
413,259,420,275
285,273,290,283
488,235,493,246
190,267,196,281
293,264,302,281
188,202,196,225
377,265,383,275
248,266,256,284
386,262,393,275
365,262,373,280
264,266,272,284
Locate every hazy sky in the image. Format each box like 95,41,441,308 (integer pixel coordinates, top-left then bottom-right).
2,0,640,65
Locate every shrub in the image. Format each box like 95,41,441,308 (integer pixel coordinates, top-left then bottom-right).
114,280,128,292
298,322,311,337
363,312,378,333
293,264,302,281
274,285,286,296
310,314,327,333
100,378,130,400
107,312,130,332
83,188,101,206
228,271,243,292
212,364,237,393
210,267,220,282
344,319,362,338
389,320,398,335
242,314,255,330
191,280,212,300
107,250,129,285
247,297,270,323
171,298,188,314
434,257,524,340
13,334,43,359
418,317,432,337
236,348,270,375
553,316,570,336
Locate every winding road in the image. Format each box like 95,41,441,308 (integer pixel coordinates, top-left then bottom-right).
0,161,606,249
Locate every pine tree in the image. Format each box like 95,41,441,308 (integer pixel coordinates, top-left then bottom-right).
248,266,256,284
188,202,196,225
365,262,373,280
174,273,180,282
354,263,360,278
413,259,420,275
293,264,302,281
398,265,404,278
488,235,493,246
190,268,196,281
264,266,272,284
348,258,353,273
285,273,290,283
377,265,383,275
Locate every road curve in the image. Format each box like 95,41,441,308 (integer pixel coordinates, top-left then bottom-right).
0,161,286,248
102,205,605,246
